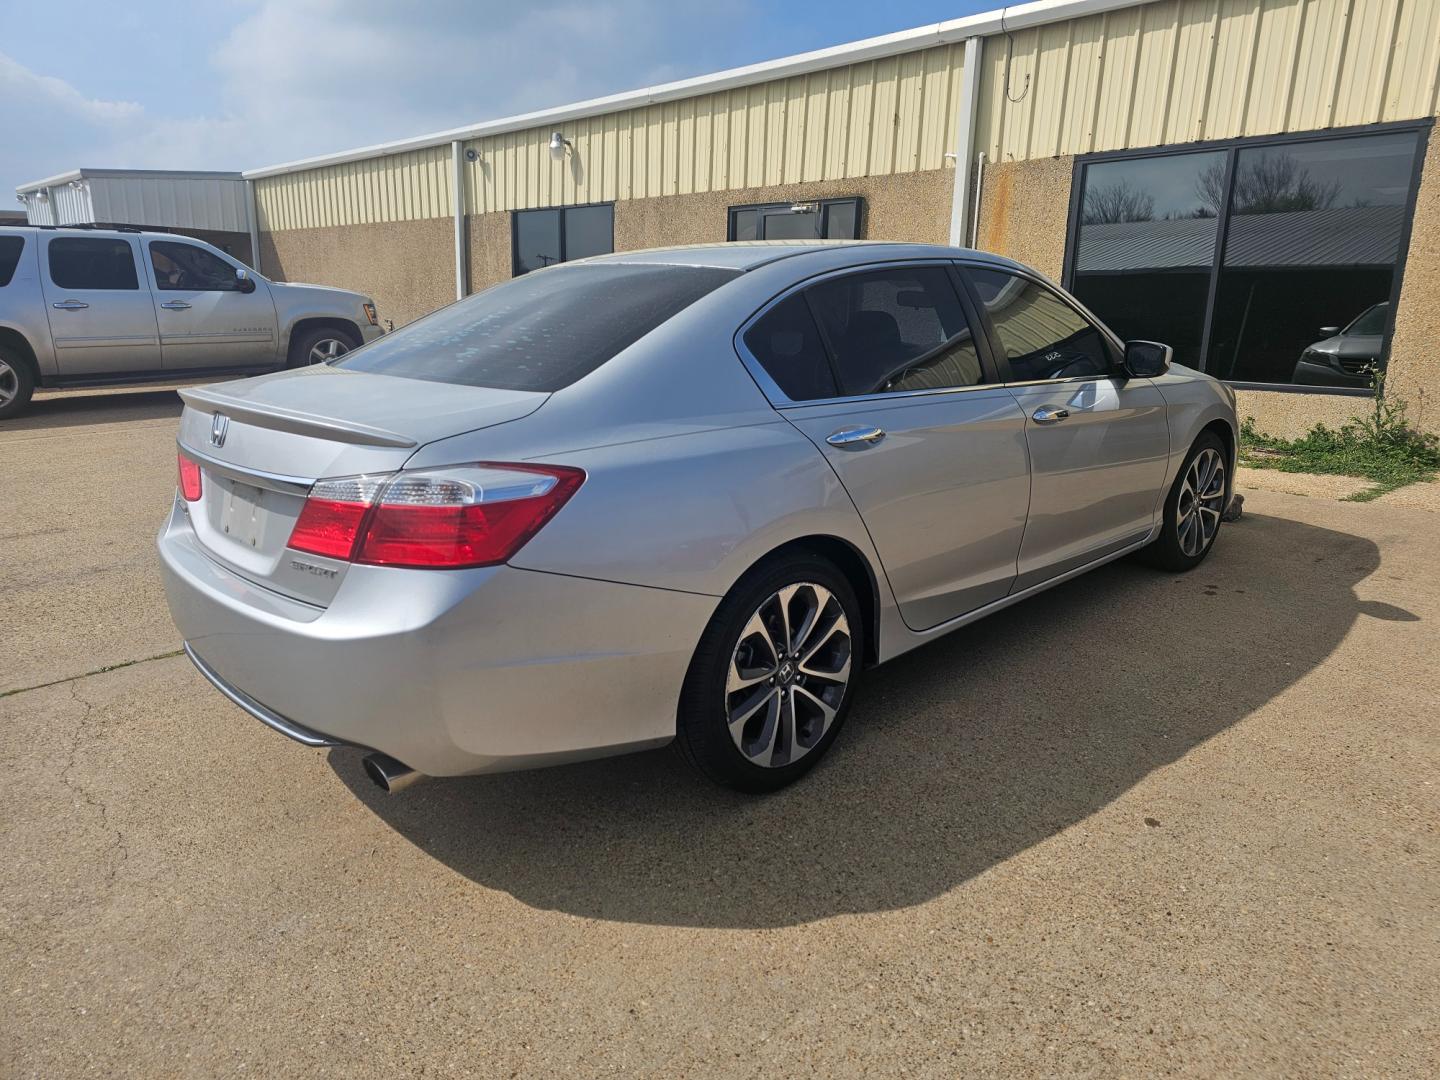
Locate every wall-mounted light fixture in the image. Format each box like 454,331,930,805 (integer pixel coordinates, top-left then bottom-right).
16,193,28,204
549,131,573,160
465,147,479,162
68,179,86,190
33,189,48,202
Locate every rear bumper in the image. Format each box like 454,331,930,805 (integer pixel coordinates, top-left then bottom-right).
158,500,717,776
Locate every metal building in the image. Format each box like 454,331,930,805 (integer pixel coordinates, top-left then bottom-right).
46,0,1438,435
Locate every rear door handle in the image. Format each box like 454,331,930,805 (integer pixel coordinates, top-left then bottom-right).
51,299,88,310
826,425,886,448
1032,406,1070,424
160,300,192,310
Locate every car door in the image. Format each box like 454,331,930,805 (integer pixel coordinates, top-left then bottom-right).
39,234,161,376
146,239,279,370
739,262,1031,632
963,266,1170,591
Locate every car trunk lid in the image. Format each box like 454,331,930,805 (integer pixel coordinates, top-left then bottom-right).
175,365,547,606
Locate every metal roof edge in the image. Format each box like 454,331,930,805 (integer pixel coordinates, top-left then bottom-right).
242,0,1142,180
16,168,245,195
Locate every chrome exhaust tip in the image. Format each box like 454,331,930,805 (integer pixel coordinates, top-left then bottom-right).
362,752,421,794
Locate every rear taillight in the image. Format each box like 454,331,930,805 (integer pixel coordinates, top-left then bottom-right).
177,453,202,502
287,464,584,569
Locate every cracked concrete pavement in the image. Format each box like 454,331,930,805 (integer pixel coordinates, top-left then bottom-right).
2,386,1438,1077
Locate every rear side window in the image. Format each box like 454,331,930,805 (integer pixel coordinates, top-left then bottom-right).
48,238,139,290
806,267,984,396
0,236,23,287
968,268,1113,381
742,293,837,401
339,264,738,392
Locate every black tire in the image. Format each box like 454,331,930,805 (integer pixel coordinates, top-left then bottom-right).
0,346,36,421
1141,430,1229,572
676,552,864,792
287,324,360,368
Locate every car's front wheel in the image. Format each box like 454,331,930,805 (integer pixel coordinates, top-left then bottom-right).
287,325,360,368
676,553,863,792
1143,430,1229,571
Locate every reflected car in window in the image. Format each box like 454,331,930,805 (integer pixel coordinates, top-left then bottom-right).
1291,302,1388,388
159,242,1238,798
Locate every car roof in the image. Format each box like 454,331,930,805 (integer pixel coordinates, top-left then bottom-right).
581,240,1029,274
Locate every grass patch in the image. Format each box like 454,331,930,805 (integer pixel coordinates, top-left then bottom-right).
1239,377,1440,501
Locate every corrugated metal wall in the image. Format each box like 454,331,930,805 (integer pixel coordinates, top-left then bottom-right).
89,176,250,231
462,43,966,214
252,0,1439,232
254,145,453,231
976,0,1440,162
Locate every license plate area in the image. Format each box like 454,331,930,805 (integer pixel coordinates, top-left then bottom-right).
220,480,269,549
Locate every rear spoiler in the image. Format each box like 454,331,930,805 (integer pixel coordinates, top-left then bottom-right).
179,386,418,449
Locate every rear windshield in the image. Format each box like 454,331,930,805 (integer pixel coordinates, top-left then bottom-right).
0,235,23,287
338,263,740,392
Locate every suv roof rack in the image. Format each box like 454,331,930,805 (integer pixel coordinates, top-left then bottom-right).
25,223,144,233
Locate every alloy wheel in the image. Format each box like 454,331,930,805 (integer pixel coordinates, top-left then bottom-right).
1177,447,1225,557
725,582,852,768
0,358,17,406
307,337,350,364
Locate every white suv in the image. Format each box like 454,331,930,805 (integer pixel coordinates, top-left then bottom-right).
0,226,384,419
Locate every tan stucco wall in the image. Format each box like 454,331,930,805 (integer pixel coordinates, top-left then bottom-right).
974,156,1074,281
1386,131,1440,434
259,218,455,328
466,211,512,295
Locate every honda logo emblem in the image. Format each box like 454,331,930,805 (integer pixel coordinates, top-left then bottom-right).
210,412,229,448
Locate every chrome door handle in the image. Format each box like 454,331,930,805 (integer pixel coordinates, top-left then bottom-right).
826,425,886,447
160,300,192,310
51,300,88,310
1032,406,1070,424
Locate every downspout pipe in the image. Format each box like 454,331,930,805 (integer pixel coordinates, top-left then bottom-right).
245,179,262,275
452,140,468,301
948,35,985,248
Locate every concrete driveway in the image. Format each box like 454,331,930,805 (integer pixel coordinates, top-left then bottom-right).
2,388,1437,1077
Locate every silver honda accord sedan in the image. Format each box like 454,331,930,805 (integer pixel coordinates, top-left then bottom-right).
159,242,1237,793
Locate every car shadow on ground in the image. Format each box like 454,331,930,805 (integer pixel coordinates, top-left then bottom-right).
8,388,184,432
331,511,1385,929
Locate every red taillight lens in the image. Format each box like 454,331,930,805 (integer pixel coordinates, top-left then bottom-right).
285,464,584,570
177,454,202,502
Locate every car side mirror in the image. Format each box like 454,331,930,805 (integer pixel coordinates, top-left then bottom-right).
1319,326,1340,336
235,267,256,294
1122,340,1172,378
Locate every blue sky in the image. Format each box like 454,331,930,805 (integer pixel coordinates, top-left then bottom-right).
2,0,996,199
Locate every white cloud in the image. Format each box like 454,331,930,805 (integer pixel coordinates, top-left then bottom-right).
4,0,753,196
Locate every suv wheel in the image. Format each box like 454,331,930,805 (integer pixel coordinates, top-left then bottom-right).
0,348,36,420
288,325,359,368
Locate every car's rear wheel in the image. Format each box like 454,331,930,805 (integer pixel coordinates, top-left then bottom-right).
676,553,863,792
287,325,359,368
1143,430,1229,571
0,347,36,420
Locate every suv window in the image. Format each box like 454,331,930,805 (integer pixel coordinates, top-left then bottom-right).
339,263,738,392
741,293,838,401
47,237,139,291
967,268,1113,381
806,267,985,396
0,236,23,287
151,241,239,291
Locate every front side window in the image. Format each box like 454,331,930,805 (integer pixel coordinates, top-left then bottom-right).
805,267,984,396
728,198,863,241
150,241,239,291
969,269,1114,381
47,237,138,290
339,263,737,391
0,235,23,287
512,204,614,276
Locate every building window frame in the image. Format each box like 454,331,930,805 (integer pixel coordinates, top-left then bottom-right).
727,197,864,242
511,202,615,277
1061,118,1433,396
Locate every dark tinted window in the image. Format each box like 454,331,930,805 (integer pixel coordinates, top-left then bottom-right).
807,267,984,396
969,269,1113,380
340,264,737,391
512,204,614,275
726,198,863,241
0,235,23,287
48,237,138,290
742,293,837,401
150,241,238,291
